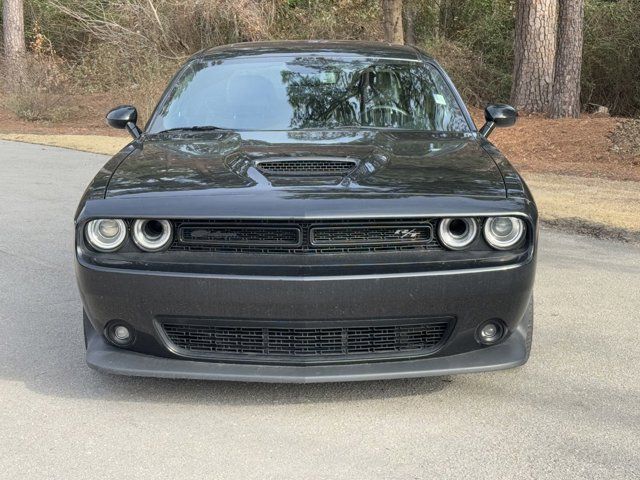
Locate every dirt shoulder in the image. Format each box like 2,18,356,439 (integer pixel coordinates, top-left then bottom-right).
469,109,640,182
0,93,124,137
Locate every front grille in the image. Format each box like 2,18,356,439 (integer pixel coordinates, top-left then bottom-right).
179,224,301,247
170,218,442,254
160,319,452,363
256,158,357,176
311,225,432,246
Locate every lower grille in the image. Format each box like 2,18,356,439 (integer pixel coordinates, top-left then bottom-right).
160,319,452,364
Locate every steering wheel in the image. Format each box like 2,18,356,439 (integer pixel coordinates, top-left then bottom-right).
368,105,410,117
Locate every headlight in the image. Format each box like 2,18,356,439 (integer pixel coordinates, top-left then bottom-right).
132,219,173,252
483,216,525,250
437,218,478,250
85,219,127,252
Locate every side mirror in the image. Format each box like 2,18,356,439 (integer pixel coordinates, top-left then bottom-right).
106,105,141,139
479,104,517,138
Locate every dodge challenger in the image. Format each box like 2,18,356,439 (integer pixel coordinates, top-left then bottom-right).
75,40,537,383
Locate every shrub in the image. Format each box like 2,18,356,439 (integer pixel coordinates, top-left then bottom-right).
3,54,73,122
276,0,382,40
425,38,512,107
18,0,640,117
582,0,640,116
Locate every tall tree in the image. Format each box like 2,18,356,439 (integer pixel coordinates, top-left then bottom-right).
511,0,558,113
2,0,27,83
550,0,584,118
404,1,417,45
382,0,404,44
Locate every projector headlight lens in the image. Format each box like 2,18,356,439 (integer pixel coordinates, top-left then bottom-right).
437,218,478,250
484,216,525,250
85,219,127,252
132,219,173,252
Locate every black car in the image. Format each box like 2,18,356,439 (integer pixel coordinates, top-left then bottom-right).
75,40,537,383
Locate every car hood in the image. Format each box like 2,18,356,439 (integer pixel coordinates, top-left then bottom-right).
106,130,506,199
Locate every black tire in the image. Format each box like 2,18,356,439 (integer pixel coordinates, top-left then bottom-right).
523,295,534,362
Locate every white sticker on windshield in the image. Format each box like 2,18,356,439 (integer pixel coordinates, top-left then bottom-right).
319,72,338,84
433,93,447,105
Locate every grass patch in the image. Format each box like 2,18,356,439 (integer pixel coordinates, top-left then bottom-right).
524,173,640,234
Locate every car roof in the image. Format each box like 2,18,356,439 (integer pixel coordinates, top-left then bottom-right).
193,40,430,62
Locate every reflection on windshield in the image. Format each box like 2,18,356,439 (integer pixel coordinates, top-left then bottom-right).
148,56,470,133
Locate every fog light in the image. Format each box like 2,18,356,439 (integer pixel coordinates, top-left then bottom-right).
105,322,135,347
114,326,131,342
481,323,497,338
477,321,505,345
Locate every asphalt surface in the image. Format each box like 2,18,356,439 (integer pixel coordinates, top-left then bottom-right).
0,140,638,479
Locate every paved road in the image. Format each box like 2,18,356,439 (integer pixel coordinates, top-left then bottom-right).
0,140,638,479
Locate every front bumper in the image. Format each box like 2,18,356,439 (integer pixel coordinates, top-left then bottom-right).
77,256,535,382
84,312,529,383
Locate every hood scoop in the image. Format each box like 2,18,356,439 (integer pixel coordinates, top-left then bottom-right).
255,157,358,177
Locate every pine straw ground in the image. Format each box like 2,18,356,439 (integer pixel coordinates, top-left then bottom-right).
1,97,639,241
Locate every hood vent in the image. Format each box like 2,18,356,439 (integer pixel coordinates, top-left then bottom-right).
255,158,357,176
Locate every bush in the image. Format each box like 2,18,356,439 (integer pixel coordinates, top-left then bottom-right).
276,0,382,40
425,38,512,107
16,0,640,118
17,0,383,122
424,0,640,116
3,54,73,122
582,0,640,116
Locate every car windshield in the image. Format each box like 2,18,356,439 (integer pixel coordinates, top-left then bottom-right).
147,56,471,133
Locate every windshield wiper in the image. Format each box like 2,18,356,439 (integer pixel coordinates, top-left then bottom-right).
155,125,229,134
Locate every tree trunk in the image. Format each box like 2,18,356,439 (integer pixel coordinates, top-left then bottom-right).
549,0,584,118
3,0,27,85
431,0,439,39
511,0,558,113
382,0,404,44
436,0,447,40
404,1,417,45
